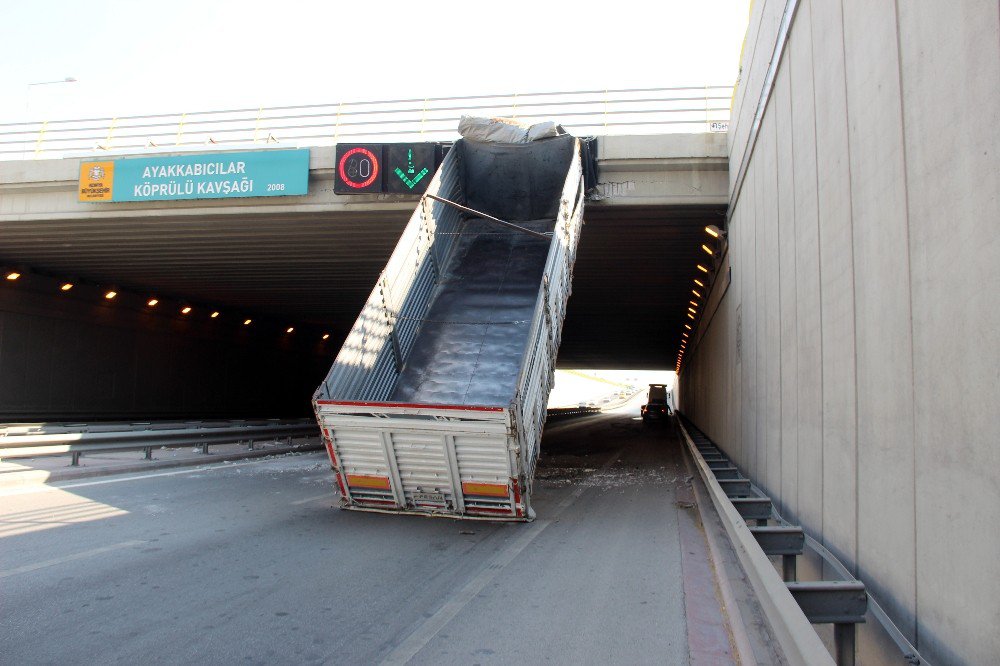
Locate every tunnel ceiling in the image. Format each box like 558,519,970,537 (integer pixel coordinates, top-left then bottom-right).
0,203,725,369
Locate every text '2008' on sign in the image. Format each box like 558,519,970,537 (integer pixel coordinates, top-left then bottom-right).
334,143,446,195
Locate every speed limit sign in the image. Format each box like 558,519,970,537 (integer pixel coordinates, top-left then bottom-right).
335,144,384,194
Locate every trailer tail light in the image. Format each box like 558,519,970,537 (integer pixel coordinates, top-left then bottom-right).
462,482,509,497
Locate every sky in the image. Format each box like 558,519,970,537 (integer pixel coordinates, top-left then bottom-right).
1,0,751,123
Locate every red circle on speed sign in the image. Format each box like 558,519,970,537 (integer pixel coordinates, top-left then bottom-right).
338,147,380,189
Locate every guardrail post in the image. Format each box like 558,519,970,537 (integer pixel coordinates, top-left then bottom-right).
175,113,186,146
144,446,152,460
33,121,48,158
783,554,797,582
71,451,80,466
834,623,856,666
200,442,209,454
247,438,254,451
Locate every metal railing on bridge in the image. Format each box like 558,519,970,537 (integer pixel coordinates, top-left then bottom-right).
0,85,732,161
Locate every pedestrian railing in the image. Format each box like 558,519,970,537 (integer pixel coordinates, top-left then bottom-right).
0,85,732,161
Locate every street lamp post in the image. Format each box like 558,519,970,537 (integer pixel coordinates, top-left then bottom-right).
25,77,78,115
23,77,78,158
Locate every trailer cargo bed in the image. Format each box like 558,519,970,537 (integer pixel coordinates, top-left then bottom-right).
391,217,554,406
314,134,584,520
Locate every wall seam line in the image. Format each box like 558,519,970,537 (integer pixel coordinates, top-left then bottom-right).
772,102,783,515
837,0,861,578
807,0,825,545
893,0,920,647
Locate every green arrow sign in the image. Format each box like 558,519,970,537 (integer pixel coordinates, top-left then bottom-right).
393,149,429,189
387,145,437,194
393,166,429,189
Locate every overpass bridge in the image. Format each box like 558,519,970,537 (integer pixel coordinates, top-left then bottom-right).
0,131,726,420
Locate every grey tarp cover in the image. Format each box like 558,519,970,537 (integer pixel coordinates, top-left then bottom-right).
458,115,565,143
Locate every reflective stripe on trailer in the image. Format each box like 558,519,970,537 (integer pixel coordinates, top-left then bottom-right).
347,474,392,490
462,482,510,497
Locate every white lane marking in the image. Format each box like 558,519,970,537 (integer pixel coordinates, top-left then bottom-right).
378,520,552,666
291,492,335,506
0,454,325,498
0,540,146,579
376,447,626,666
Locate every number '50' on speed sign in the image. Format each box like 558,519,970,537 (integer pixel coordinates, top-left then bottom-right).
335,144,383,194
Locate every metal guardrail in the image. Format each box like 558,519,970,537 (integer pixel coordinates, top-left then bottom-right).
0,85,732,160
0,419,319,465
676,417,836,665
678,416,928,666
545,406,602,420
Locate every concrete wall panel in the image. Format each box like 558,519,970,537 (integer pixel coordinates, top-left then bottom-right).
773,57,799,522
681,0,1000,661
765,111,783,500
841,0,918,640
897,2,1000,663
788,1,825,534
809,0,858,569
753,144,766,482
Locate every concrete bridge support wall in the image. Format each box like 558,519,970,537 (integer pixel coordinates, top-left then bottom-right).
679,1,999,663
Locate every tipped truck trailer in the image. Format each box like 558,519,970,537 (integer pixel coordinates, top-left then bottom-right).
313,134,584,520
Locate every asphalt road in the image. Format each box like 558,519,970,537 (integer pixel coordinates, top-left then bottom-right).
0,404,736,665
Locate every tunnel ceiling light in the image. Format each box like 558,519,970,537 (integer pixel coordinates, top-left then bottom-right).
694,278,705,288
104,290,117,300
243,319,252,326
286,327,295,334
692,289,702,298
5,272,20,281
210,311,220,318
147,298,159,307
701,244,714,256
181,306,192,315
689,300,698,307
60,282,73,291
684,324,692,330
322,333,330,340
697,264,710,274
688,307,696,314
705,224,727,239
687,313,695,320
682,332,689,337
